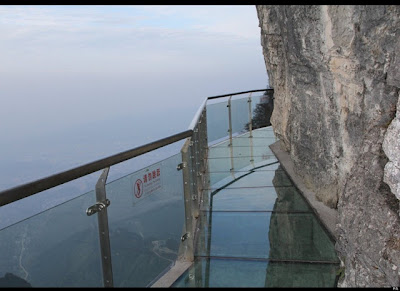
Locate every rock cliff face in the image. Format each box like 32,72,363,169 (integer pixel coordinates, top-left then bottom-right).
256,5,400,287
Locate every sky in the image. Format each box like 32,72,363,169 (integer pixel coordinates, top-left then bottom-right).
0,5,269,190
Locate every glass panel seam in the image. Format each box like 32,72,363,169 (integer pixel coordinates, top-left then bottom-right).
195,255,340,265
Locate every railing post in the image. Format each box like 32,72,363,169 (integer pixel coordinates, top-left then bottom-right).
178,104,209,269
190,137,200,218
87,167,113,287
248,92,253,138
248,93,255,165
195,121,204,212
227,96,233,147
200,108,209,210
180,140,195,262
193,126,201,205
227,96,234,171
197,119,205,175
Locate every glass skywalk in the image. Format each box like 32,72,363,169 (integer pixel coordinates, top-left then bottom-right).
172,127,340,288
0,90,339,287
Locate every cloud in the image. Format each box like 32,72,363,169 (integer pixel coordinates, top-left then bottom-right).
0,5,268,140
0,5,261,72
0,5,267,96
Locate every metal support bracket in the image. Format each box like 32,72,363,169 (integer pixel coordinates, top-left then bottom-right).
86,199,111,216
181,233,189,242
177,162,186,171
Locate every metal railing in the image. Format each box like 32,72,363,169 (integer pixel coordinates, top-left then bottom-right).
0,88,272,287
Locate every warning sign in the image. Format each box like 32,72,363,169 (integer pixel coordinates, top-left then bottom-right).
134,179,143,198
133,164,162,200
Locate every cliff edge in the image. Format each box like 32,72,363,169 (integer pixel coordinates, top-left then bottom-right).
256,5,400,287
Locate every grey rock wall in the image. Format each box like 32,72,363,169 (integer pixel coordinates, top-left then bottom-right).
256,5,400,287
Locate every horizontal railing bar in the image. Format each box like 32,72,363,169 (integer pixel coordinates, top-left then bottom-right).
0,129,193,207
206,89,273,100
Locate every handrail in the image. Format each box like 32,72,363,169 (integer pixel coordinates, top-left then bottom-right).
0,129,193,207
206,88,272,100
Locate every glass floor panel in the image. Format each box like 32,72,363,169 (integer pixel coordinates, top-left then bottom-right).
208,143,273,158
195,211,271,259
207,186,313,212
208,160,283,189
208,161,281,173
213,137,277,148
172,258,338,288
207,168,294,190
194,211,339,262
172,126,339,287
236,127,277,139
208,157,278,181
